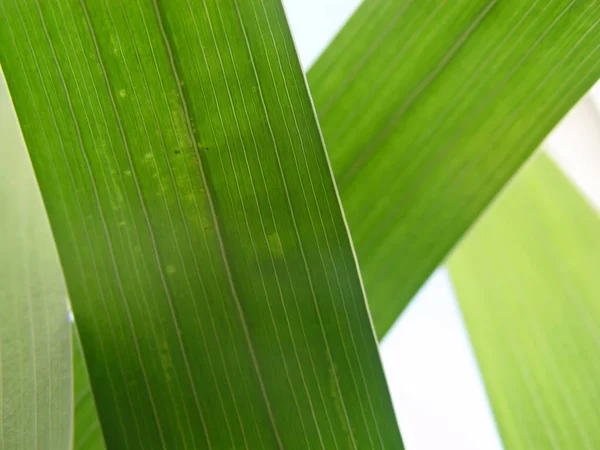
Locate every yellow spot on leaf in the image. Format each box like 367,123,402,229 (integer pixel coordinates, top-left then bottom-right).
268,233,283,258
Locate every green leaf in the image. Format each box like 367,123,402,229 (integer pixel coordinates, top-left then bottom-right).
448,153,600,449
0,70,71,449
72,331,104,450
308,0,600,337
0,0,401,448
68,0,600,442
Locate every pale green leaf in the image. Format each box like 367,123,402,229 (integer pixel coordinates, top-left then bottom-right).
0,0,401,448
0,71,71,449
449,153,600,449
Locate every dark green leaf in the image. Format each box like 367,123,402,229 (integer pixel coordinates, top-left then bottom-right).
0,0,401,448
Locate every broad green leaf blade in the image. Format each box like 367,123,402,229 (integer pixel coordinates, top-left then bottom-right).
308,0,600,337
0,71,71,448
0,0,402,448
72,0,600,441
448,153,600,449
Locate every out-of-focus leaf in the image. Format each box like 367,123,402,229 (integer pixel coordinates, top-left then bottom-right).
0,0,401,448
449,153,600,449
0,70,71,449
308,0,600,337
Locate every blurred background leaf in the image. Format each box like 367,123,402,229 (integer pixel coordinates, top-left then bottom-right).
0,69,71,450
449,153,600,449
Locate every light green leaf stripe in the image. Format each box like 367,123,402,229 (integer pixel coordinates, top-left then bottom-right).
449,153,600,449
0,0,401,448
308,0,600,338
0,71,71,449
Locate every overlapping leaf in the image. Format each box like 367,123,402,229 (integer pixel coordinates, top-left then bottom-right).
309,0,600,337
